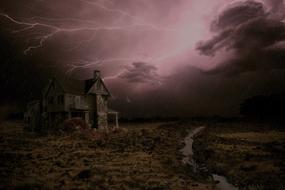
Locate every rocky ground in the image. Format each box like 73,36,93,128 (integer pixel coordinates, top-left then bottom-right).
0,121,212,190
193,122,285,190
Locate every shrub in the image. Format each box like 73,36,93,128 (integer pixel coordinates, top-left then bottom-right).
63,117,89,132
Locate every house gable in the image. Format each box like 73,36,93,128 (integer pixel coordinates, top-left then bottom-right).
43,78,66,112
43,78,64,98
88,78,110,96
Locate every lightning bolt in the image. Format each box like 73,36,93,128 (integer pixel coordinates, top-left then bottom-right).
1,13,172,54
0,0,176,54
78,0,156,27
0,0,183,79
64,58,142,74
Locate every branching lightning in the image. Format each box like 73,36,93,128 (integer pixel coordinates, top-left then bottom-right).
64,58,141,74
0,0,184,78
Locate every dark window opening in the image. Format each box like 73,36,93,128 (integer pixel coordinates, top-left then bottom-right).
58,95,64,104
49,97,54,104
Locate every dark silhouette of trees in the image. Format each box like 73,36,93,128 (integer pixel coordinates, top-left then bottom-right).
240,94,285,121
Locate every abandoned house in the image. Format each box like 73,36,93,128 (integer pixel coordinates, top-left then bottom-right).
24,70,119,130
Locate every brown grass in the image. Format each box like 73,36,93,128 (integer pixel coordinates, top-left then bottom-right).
193,123,285,189
0,121,212,190
217,131,285,143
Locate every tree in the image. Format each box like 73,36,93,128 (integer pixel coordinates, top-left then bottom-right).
240,94,285,121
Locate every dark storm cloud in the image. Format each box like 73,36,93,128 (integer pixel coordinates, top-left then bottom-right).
1,0,285,117
110,64,285,118
196,29,232,56
197,0,285,75
210,0,266,32
265,0,285,19
119,62,160,83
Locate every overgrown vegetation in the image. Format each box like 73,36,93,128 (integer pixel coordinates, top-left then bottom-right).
193,122,285,190
0,121,211,190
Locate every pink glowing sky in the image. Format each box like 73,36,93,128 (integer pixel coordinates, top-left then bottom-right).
1,0,285,116
0,0,228,74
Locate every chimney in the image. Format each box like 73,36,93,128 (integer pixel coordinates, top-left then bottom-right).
94,70,100,80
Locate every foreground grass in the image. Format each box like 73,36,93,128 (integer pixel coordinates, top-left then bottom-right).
0,121,211,190
193,122,285,190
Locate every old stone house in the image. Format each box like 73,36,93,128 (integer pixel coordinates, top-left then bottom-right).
24,70,119,130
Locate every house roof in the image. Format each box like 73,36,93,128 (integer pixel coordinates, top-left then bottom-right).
59,77,86,94
43,69,112,96
44,75,110,96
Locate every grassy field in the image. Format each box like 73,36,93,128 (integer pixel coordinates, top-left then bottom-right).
193,122,285,190
0,121,212,190
2,120,284,189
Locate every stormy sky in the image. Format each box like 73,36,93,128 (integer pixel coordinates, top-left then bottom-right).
0,0,285,117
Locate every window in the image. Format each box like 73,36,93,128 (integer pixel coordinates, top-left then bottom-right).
80,96,85,105
49,97,54,104
75,96,80,105
58,95,64,104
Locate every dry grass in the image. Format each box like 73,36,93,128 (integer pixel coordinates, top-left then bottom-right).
217,131,285,143
193,123,285,189
0,121,211,190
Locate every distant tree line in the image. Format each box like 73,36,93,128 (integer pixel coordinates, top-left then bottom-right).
240,94,285,121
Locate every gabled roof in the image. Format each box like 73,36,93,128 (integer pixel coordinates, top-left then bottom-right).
43,74,111,96
59,78,85,94
87,78,111,96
